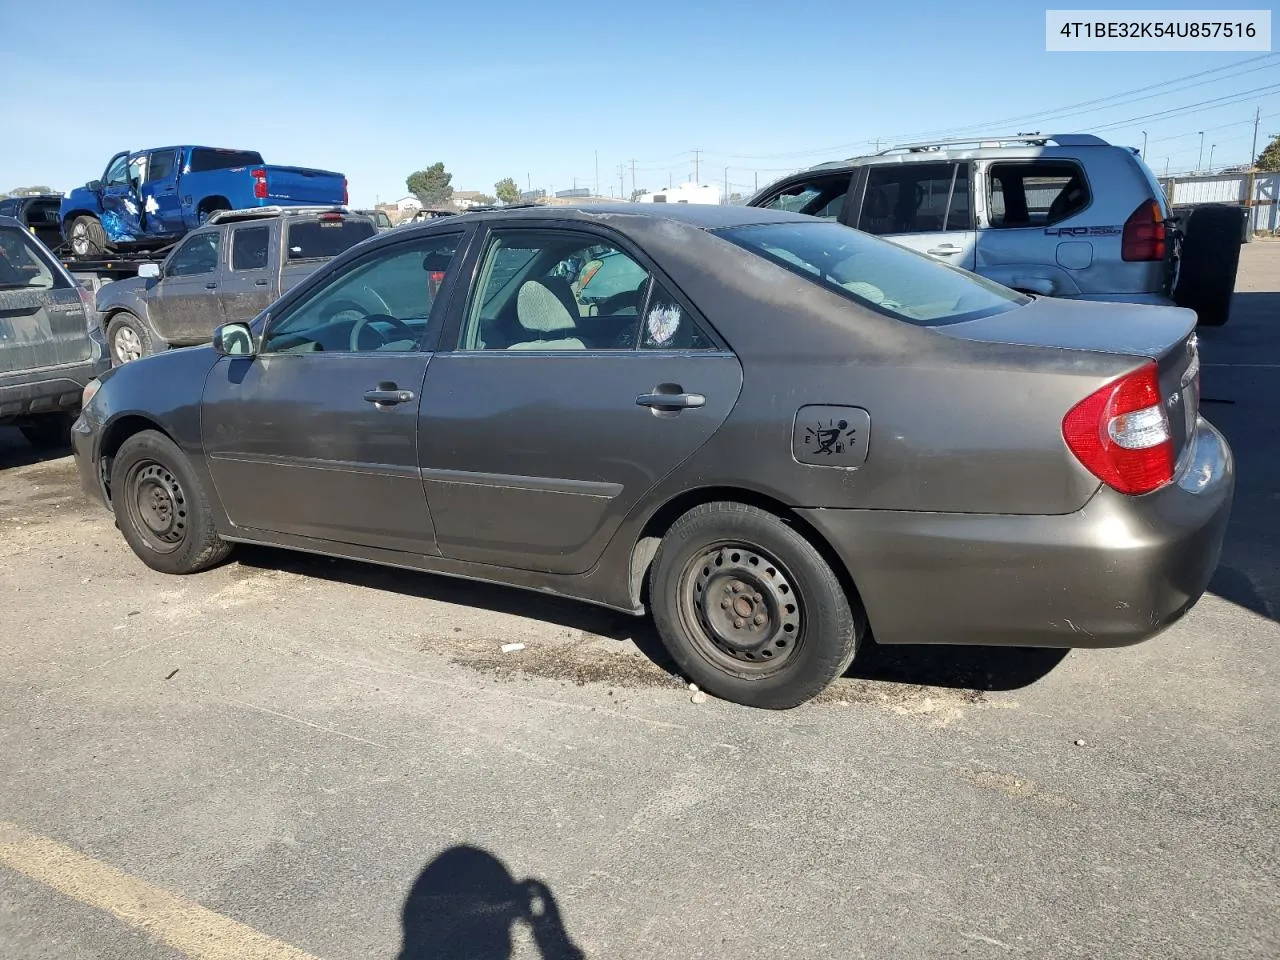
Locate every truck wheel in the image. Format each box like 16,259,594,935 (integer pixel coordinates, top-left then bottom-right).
1174,205,1244,328
69,216,108,259
107,311,156,366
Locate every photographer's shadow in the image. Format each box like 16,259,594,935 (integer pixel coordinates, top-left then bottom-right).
398,845,585,960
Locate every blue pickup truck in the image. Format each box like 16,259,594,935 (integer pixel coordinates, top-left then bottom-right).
59,146,347,260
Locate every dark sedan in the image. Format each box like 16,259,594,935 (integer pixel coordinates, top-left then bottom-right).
70,203,1233,709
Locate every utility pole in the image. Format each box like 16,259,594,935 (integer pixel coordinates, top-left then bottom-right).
754,171,758,193
1141,131,1147,159
1197,131,1205,172
594,151,599,196
724,166,729,204
630,159,636,198
1209,144,1217,172
1250,106,1261,168
1164,158,1170,177
693,149,700,183
619,164,624,199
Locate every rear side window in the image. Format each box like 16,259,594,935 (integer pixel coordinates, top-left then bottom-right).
717,220,1026,326
286,218,376,261
985,161,1091,228
0,226,68,290
859,162,973,234
231,225,270,271
187,149,265,173
147,150,178,183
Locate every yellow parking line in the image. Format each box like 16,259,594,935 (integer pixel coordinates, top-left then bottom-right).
0,821,322,960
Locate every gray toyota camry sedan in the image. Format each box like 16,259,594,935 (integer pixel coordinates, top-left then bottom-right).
71,203,1233,709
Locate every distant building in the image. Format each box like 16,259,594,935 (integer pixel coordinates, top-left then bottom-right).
453,191,488,210
395,195,423,213
636,183,721,205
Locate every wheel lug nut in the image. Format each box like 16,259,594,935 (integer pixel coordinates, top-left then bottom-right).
733,618,744,629
720,599,730,609
753,593,762,603
753,613,766,626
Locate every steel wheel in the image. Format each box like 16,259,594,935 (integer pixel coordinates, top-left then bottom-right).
677,542,804,676
124,460,189,554
112,324,143,364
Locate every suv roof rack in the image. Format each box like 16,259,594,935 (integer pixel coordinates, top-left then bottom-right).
205,205,354,224
873,133,1111,155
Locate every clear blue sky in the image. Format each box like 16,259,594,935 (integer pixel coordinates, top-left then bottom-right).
2,1,1276,207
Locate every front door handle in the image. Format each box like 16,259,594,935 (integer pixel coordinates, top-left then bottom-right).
254,279,269,286
205,282,218,289
926,244,961,255
637,390,705,410
363,383,415,406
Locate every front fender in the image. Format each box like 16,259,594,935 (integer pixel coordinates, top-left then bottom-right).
59,187,103,226
88,345,219,458
96,280,154,334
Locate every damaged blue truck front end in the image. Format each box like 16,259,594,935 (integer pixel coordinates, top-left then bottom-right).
58,146,347,258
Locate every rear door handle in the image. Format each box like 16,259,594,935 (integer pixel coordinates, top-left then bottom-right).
926,244,961,255
363,388,415,406
637,391,705,410
205,282,218,289
254,279,269,286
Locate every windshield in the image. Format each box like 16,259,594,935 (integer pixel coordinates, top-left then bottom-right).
285,218,377,261
0,226,67,290
717,220,1027,326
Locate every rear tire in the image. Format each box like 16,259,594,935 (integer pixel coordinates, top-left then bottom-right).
106,311,157,366
649,501,862,709
69,215,108,259
110,430,232,575
19,412,75,450
1174,204,1244,328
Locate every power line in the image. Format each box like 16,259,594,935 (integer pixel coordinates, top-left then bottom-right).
1091,82,1280,132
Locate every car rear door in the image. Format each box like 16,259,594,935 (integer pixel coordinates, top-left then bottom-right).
853,161,977,269
417,223,742,576
146,229,228,345
139,149,185,237
218,222,275,324
0,225,92,374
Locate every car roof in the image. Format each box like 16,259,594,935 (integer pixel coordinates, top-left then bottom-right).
797,133,1131,172
400,201,813,234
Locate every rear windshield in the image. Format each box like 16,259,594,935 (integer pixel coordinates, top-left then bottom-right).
285,218,377,261
0,226,68,291
187,148,265,173
717,220,1027,326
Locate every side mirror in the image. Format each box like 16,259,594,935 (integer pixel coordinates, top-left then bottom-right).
87,180,102,192
212,322,256,357
138,263,161,279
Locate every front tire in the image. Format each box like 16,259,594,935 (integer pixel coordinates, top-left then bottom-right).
110,430,232,575
69,215,108,259
106,311,157,366
649,502,862,709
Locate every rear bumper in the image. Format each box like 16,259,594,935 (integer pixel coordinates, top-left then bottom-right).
798,418,1234,649
0,349,108,423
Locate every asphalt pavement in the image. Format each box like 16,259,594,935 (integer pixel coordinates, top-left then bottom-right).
1,244,1277,959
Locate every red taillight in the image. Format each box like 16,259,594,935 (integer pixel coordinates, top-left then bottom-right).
1121,199,1166,262
251,167,268,200
1062,362,1174,495
343,177,349,206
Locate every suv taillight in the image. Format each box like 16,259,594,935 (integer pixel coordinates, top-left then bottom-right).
1062,362,1173,495
251,167,268,200
1121,199,1166,262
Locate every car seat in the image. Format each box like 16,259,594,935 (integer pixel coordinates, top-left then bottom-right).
507,280,586,350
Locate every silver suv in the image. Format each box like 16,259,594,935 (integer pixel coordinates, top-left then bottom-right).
747,133,1242,326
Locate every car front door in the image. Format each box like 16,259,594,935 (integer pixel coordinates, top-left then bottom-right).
218,223,276,324
417,225,742,575
98,152,146,243
201,229,468,554
140,149,185,237
146,229,227,345
853,161,977,269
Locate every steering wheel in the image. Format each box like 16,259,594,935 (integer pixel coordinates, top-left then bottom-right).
349,313,418,351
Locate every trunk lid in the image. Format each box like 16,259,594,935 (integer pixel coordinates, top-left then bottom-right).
261,165,346,205
939,295,1201,464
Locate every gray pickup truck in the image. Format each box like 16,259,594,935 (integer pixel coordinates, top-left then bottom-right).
96,206,376,365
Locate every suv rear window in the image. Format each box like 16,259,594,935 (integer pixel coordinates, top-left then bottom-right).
285,218,376,261
187,148,265,173
986,161,1091,228
717,221,1026,326
0,226,68,291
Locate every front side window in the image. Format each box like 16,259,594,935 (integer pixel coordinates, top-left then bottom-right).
761,175,851,220
165,232,222,277
261,234,461,354
231,225,269,271
986,161,1091,228
103,154,129,186
0,226,66,291
858,162,972,235
718,220,1027,326
127,155,147,186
